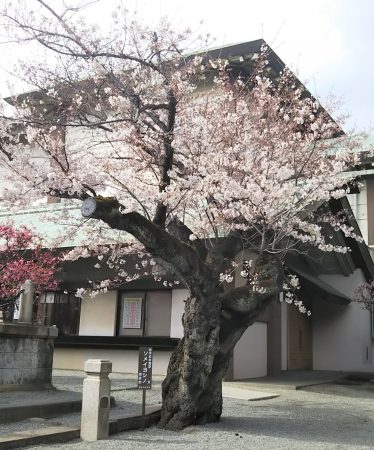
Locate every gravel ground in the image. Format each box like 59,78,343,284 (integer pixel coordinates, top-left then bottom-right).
1,370,164,435
5,371,374,449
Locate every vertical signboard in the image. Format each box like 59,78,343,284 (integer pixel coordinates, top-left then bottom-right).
138,347,153,389
138,347,153,430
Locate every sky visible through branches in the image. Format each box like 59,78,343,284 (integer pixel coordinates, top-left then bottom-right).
0,0,373,131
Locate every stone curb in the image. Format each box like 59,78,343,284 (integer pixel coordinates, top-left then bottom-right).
0,396,115,424
109,405,161,434
0,426,80,450
248,394,279,401
0,406,161,449
0,399,82,424
222,386,279,401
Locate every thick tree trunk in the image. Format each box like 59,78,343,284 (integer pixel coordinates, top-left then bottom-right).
159,292,276,430
159,256,281,430
159,289,222,430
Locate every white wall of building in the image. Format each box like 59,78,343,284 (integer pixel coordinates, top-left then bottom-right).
79,291,117,336
233,321,267,379
313,269,374,372
170,289,188,338
54,348,172,375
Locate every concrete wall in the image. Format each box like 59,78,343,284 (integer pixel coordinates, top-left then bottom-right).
0,324,57,391
313,269,374,372
233,322,267,379
79,291,117,336
54,347,173,375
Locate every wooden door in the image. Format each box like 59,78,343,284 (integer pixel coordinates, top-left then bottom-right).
287,304,313,369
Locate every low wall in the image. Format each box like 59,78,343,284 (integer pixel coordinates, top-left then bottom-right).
54,347,173,375
0,323,58,391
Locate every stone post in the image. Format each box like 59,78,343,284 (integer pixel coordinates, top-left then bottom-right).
81,359,112,441
18,280,34,324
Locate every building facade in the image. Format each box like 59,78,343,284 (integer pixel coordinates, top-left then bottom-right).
1,41,373,379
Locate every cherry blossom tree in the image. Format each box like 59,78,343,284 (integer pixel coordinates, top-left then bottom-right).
0,225,61,321
0,0,367,429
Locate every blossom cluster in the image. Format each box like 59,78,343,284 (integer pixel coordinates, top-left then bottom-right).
0,225,62,302
282,274,311,315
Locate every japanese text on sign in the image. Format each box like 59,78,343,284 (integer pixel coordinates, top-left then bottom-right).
122,297,142,329
138,347,153,390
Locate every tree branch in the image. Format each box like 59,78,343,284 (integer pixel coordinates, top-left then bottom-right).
166,217,207,259
220,284,277,315
219,253,283,315
153,90,177,227
89,197,201,278
206,231,246,269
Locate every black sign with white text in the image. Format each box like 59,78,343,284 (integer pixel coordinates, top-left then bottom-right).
138,347,153,389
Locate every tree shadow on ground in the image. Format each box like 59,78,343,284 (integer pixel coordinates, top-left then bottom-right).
215,403,374,448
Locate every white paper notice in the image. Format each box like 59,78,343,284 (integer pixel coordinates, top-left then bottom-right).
122,297,142,328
